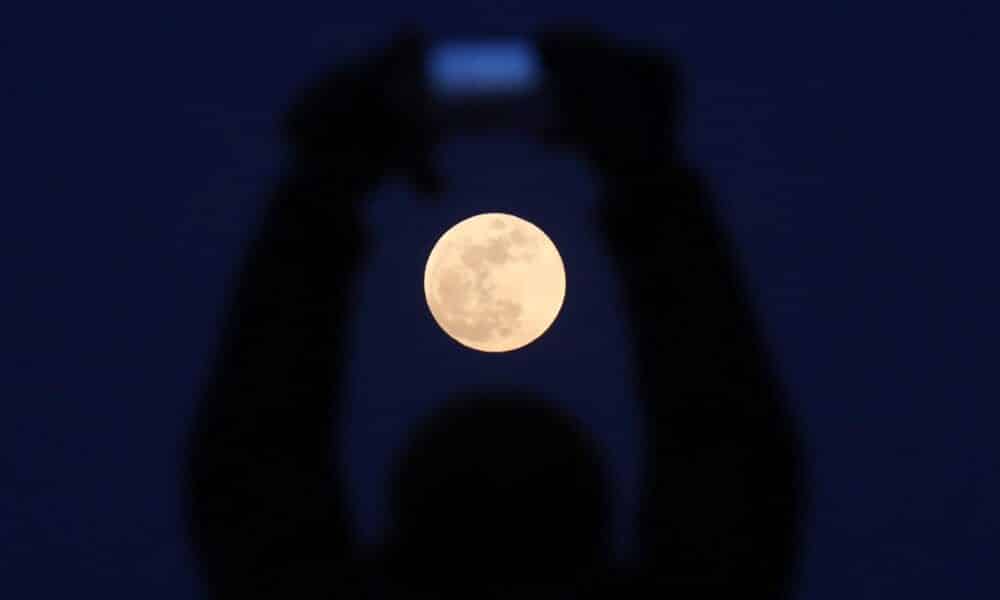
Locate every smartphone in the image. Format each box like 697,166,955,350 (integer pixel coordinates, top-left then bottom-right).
428,40,542,97
426,39,550,132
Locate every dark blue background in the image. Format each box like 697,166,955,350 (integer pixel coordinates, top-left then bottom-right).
3,2,997,598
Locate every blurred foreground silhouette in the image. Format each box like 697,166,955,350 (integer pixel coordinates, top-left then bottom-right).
186,28,805,599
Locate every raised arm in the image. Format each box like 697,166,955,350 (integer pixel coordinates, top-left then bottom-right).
185,35,439,599
538,30,805,596
604,166,804,597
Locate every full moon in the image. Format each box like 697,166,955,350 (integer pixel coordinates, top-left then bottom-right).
424,213,566,353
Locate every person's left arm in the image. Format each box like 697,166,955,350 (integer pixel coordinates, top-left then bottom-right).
186,34,438,599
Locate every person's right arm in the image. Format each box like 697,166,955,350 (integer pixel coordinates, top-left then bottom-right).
603,163,803,597
538,30,805,597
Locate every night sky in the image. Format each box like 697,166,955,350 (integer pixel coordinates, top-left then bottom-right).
4,2,998,598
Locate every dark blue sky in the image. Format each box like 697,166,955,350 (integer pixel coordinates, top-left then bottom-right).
3,2,998,598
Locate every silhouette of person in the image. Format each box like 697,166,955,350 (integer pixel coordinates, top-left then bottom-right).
186,28,805,600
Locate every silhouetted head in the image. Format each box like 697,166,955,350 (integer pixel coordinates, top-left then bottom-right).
382,388,611,592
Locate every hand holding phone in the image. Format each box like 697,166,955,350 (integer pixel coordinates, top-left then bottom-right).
534,29,678,174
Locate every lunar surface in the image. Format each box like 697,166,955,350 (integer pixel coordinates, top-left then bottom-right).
424,213,566,352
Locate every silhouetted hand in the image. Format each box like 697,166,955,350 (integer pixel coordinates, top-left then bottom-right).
534,28,695,253
535,28,679,180
284,31,444,200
